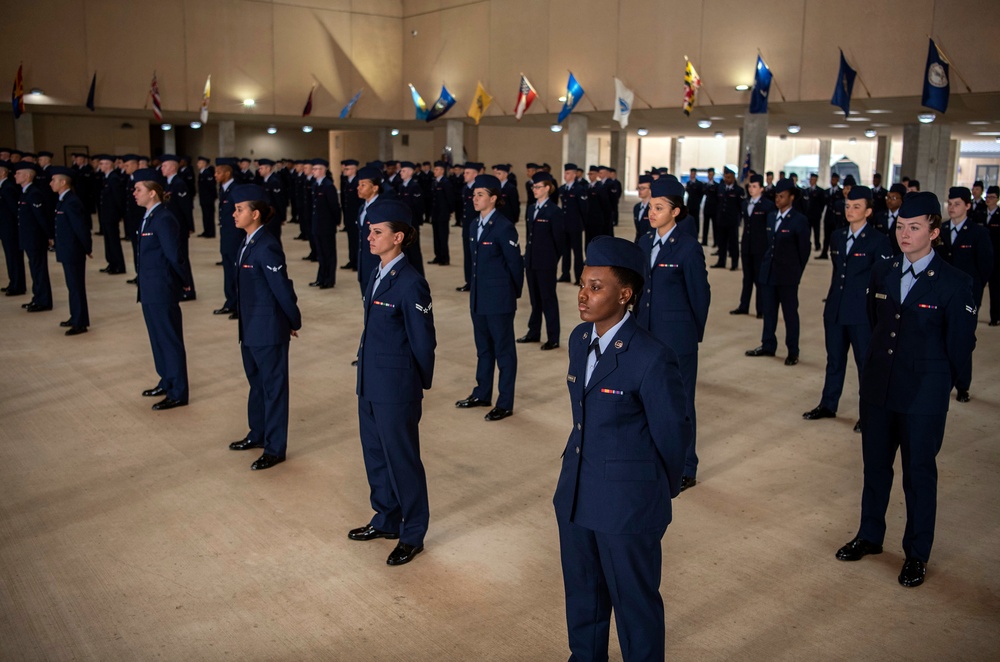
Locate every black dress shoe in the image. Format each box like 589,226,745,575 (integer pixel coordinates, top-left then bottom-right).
853,420,862,433
730,266,739,271
21,302,34,308
484,406,513,421
348,524,400,541
351,359,358,366
710,250,719,256
65,326,88,336
456,284,470,292
803,406,836,420
680,476,697,492
213,307,234,315
386,542,423,566
251,453,285,470
180,291,196,301
756,313,763,319
426,258,440,265
956,390,970,403
106,268,126,275
729,308,749,315
151,397,188,411
229,312,239,320
835,537,883,561
126,277,138,285
26,304,53,312
229,436,264,451
540,341,560,351
340,263,355,269
990,320,1000,326
784,355,799,366
60,319,73,327
816,253,829,260
745,346,775,357
898,559,927,587
309,281,320,287
516,335,540,344
319,284,334,289
142,386,166,397
455,396,491,408
436,261,449,266
99,266,110,273
0,286,6,292
216,261,224,266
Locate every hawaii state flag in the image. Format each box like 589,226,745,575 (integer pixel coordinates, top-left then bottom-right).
12,64,25,119
683,60,701,116
513,74,537,120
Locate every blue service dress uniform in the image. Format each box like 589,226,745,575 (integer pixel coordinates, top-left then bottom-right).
357,254,436,547
714,183,745,269
872,208,902,254
198,165,217,237
856,254,976,563
99,169,126,271
804,184,828,250
523,198,566,344
218,180,243,310
54,189,92,328
397,179,426,276
819,223,891,413
469,211,525,410
820,185,845,258
18,181,53,309
498,180,520,224
637,227,711,479
986,206,1000,323
137,203,189,403
237,227,302,460
739,196,776,315
685,178,704,237
356,196,384,295
461,182,476,285
430,175,454,265
559,180,588,282
584,180,611,245
703,177,719,246
554,313,691,662
633,200,650,242
262,173,288,243
312,175,341,288
0,174,25,294
165,174,197,298
341,175,361,268
758,207,811,356
124,175,144,273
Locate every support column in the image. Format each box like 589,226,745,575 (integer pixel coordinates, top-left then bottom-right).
609,127,626,175
218,120,235,156
817,139,832,186
443,120,463,166
738,113,768,181
378,128,393,161
875,135,892,183
670,137,681,175
162,127,177,154
901,123,953,200
562,115,587,170
14,113,35,153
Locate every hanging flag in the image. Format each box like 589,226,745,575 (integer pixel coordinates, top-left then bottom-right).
612,77,634,129
922,38,950,113
741,150,752,181
86,72,97,112
749,55,772,114
467,81,493,125
11,64,25,119
302,86,315,117
830,50,857,118
683,60,701,116
339,89,363,119
149,72,162,121
557,72,584,123
426,84,456,122
200,75,211,123
513,74,537,120
409,84,429,120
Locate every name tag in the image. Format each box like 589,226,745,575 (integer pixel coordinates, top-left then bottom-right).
875,293,887,299
567,374,576,383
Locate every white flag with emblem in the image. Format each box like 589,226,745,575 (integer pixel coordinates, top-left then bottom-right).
612,77,634,129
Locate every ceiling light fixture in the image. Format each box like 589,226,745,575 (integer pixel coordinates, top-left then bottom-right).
160,123,172,131
637,128,649,136
917,113,936,124
390,128,400,136
864,129,877,138
30,88,44,96
735,84,750,91
266,125,277,134
677,136,685,143
558,96,567,103
550,124,563,133
787,124,801,134
697,119,712,129
714,131,724,139
848,137,857,144
243,98,255,108
189,121,202,129
302,125,313,133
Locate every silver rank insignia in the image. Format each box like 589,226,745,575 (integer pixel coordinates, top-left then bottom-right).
266,264,284,272
415,302,433,314
509,240,518,247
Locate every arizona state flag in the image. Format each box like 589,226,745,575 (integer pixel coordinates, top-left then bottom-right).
11,64,25,119
467,81,492,125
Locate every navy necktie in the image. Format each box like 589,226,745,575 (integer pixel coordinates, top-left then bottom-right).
589,337,602,362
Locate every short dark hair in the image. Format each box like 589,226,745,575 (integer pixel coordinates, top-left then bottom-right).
609,266,643,308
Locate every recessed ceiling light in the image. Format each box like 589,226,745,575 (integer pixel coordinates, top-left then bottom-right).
967,121,990,125
636,128,649,136
848,137,857,144
871,123,890,128
30,88,44,96
845,117,871,122
973,131,1000,136
189,121,202,129
677,136,685,142
266,125,277,134
709,116,725,121
735,84,750,91
787,124,801,134
697,120,712,129
243,98,255,107
829,124,849,129
558,96,567,103
917,113,936,124
866,109,891,114
864,129,877,138
734,114,744,119
550,124,563,133
714,131,724,139
160,123,172,131
302,125,313,133
390,128,400,136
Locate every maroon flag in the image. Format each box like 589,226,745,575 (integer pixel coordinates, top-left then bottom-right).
302,87,314,117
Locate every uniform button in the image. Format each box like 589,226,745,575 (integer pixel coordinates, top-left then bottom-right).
840,286,843,290
575,446,580,454
841,274,845,278
889,332,896,338
576,423,581,430
888,349,893,355
895,314,900,319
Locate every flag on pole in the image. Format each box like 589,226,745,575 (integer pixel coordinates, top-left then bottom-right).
409,84,429,120
11,64,25,119
302,86,315,117
683,60,701,116
922,38,950,113
149,72,162,121
86,72,97,112
741,149,752,181
200,75,211,123
612,77,634,129
339,89,363,119
830,50,857,117
749,55,772,114
557,72,584,123
467,81,493,125
426,84,456,122
513,74,537,120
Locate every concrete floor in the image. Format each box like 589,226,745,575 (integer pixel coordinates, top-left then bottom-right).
1,218,998,661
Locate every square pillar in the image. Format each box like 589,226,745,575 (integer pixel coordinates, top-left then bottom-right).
901,123,953,200
875,135,892,183
738,113,768,180
444,120,463,165
562,115,587,170
818,139,832,186
218,120,235,156
14,113,35,153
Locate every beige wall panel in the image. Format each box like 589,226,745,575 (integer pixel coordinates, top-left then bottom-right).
476,125,562,175
33,115,149,162
272,0,353,11
272,5,356,118
184,0,275,115
547,1,618,114
487,0,550,120
403,0,479,17
235,125,329,160
0,114,17,148
930,0,1000,94
342,129,383,162
392,128,435,162
352,0,404,18
349,14,403,118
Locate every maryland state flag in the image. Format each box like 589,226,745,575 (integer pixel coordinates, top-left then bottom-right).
683,60,701,116
467,81,493,125
11,64,25,119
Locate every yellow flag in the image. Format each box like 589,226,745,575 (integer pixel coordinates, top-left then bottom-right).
467,81,493,125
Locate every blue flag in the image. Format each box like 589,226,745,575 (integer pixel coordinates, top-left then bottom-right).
749,55,772,114
922,39,949,113
425,84,456,122
830,50,856,117
557,73,585,123
339,89,362,119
